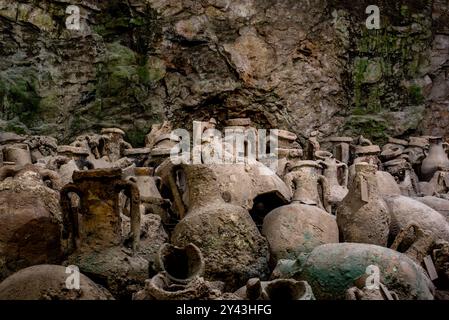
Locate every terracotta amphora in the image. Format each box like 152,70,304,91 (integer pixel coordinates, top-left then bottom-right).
3,144,32,166
170,164,270,291
234,278,315,300
0,265,113,300
421,136,449,181
316,151,348,210
60,168,140,252
297,243,435,300
337,163,390,246
60,168,147,299
0,165,63,281
262,160,338,263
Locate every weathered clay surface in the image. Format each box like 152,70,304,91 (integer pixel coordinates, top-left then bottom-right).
290,243,435,300
133,272,225,300
0,165,63,280
263,203,339,263
414,196,449,221
0,264,114,300
337,163,390,246
234,278,315,300
170,164,270,291
384,195,449,244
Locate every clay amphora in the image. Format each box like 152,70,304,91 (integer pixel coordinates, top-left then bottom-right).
383,195,449,244
381,144,405,161
275,147,303,178
123,148,151,167
134,271,223,300
57,146,94,186
150,134,181,167
156,243,204,284
272,129,297,149
128,167,162,200
3,144,32,166
337,163,390,246
0,265,114,300
234,278,315,300
57,146,92,167
70,133,103,160
145,122,173,150
100,128,132,162
156,158,291,221
389,223,436,265
124,167,168,222
170,164,270,290
0,165,63,280
305,131,320,160
284,160,331,211
60,168,148,299
263,160,338,262
316,151,348,209
326,137,353,164
421,136,449,181
60,168,141,252
353,144,381,167
296,243,435,300
383,158,420,197
418,169,449,196
224,118,259,161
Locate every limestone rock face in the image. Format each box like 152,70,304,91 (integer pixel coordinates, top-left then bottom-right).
2,1,446,144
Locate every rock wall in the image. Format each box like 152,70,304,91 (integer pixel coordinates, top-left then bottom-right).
0,0,448,145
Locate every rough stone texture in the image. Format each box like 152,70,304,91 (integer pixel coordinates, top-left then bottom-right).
1,1,447,145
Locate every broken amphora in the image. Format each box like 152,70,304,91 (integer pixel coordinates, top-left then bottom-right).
234,278,315,300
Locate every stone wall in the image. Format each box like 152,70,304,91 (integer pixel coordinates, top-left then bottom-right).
0,0,448,145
